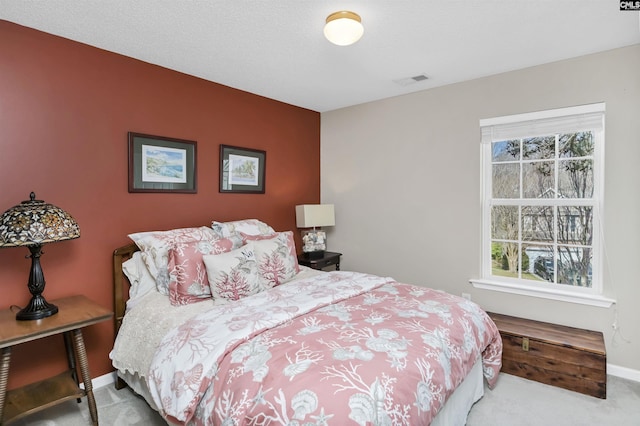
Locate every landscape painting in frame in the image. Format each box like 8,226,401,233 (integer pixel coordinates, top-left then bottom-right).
219,145,266,194
229,154,259,186
142,145,187,183
128,132,197,193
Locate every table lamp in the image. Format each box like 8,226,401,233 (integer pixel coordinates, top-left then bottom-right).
295,204,335,259
0,192,80,320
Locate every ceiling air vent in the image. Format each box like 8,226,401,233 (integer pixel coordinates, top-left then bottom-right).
393,73,429,86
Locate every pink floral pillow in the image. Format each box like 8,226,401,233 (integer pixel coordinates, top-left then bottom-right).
243,231,300,290
128,226,222,294
167,237,241,306
203,245,260,301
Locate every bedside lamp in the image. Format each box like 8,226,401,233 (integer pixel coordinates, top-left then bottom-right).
0,192,80,320
295,204,335,260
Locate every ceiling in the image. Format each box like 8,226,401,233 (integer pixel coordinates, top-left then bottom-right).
1,1,639,113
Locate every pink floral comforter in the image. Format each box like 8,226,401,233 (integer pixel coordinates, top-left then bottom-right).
148,271,502,425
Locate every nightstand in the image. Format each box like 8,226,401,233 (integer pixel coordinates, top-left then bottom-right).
298,251,342,271
0,295,112,425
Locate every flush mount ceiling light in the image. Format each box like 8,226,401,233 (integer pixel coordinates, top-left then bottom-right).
324,11,364,46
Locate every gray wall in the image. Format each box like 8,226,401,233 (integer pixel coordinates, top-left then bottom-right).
321,45,640,372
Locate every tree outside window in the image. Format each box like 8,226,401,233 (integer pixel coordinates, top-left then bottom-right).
490,132,594,287
480,103,604,296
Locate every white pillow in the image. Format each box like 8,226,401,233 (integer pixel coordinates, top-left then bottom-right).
122,252,158,311
203,244,260,301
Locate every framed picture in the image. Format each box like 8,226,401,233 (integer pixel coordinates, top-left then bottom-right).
128,132,197,193
219,145,266,194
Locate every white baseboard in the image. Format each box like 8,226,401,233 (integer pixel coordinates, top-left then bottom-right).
79,371,117,390
608,363,640,382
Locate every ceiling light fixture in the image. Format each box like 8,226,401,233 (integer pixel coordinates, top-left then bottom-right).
324,11,364,46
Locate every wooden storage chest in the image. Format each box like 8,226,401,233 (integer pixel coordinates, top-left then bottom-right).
488,312,606,399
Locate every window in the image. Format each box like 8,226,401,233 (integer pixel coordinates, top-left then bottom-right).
472,103,613,307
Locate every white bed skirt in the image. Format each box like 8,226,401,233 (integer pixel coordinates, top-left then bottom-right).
431,356,484,426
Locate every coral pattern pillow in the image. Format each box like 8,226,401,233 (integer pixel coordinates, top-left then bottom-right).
129,226,242,295
203,245,260,301
128,226,239,295
244,231,300,290
167,237,241,306
211,219,275,239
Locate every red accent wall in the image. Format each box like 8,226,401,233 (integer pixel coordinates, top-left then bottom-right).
0,20,320,390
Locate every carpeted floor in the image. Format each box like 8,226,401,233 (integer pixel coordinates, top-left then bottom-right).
467,373,640,425
8,384,166,426
8,373,640,425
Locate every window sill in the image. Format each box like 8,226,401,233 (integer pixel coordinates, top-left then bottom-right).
469,278,616,308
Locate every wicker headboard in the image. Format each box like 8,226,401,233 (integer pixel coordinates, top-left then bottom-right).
112,243,139,336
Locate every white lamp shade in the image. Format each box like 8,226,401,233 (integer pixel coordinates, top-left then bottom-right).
295,204,335,228
324,11,364,46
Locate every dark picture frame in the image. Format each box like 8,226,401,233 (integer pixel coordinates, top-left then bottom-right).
128,132,197,193
219,145,266,194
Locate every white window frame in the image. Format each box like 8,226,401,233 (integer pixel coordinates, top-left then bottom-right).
470,103,615,308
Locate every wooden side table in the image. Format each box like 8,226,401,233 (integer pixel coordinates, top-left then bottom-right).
0,295,112,425
298,251,342,271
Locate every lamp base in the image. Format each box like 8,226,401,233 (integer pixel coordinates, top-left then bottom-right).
16,295,58,321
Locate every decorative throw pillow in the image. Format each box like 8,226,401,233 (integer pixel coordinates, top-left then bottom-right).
203,244,260,301
128,226,240,295
211,219,275,239
244,231,300,291
167,237,241,306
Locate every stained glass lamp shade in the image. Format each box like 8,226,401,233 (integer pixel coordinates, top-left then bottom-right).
0,193,80,320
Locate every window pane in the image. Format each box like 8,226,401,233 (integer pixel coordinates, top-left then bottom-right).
557,206,592,245
523,136,555,160
492,140,520,162
559,132,594,158
558,159,593,198
491,241,520,279
557,246,592,287
493,163,520,198
492,205,519,240
522,206,553,242
525,245,554,282
523,161,555,198
482,105,603,293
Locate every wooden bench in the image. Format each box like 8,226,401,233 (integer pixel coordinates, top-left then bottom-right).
488,312,606,399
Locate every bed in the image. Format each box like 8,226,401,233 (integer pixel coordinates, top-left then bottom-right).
109,220,502,425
